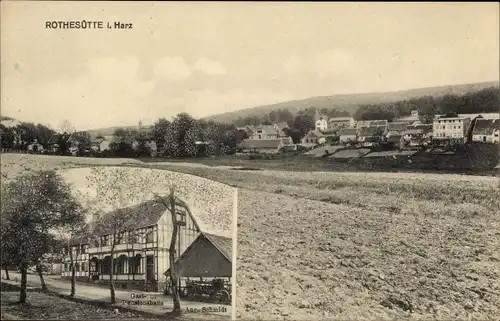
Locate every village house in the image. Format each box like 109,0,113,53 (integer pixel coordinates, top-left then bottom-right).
472,118,500,143
314,110,329,131
432,115,471,143
165,232,231,295
301,130,326,145
355,120,370,129
90,136,113,152
60,198,232,293
328,117,355,130
27,139,44,154
383,122,408,146
239,139,284,154
237,125,255,138
249,125,284,140
47,133,71,154
396,109,420,123
357,126,385,147
339,128,358,145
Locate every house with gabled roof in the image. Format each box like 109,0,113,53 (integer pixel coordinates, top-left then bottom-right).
301,130,326,145
472,119,500,143
339,128,358,144
239,138,284,154
328,117,355,130
357,126,385,147
165,232,231,279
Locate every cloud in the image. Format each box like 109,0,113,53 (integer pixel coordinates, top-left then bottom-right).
312,49,362,78
153,56,192,81
2,56,156,130
194,58,227,75
283,55,301,74
173,88,297,118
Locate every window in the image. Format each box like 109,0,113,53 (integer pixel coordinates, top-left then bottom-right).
75,263,80,272
89,260,97,272
81,245,86,254
129,232,138,243
145,230,154,243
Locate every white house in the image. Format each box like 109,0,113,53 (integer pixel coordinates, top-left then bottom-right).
314,110,329,131
432,116,471,142
91,136,113,152
328,117,355,130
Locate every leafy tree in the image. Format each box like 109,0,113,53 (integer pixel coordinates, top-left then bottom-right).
283,127,303,144
292,114,314,138
183,121,201,157
153,118,171,148
0,125,15,150
0,170,85,303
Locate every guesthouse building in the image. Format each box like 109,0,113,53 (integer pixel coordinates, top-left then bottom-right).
60,198,231,292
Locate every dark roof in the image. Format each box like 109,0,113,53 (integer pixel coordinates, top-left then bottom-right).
92,199,167,236
387,122,408,132
363,136,381,142
473,119,499,135
164,233,232,277
370,120,388,126
386,134,402,143
304,130,326,138
339,128,357,135
329,117,353,122
240,139,282,150
408,124,432,134
254,125,279,136
204,233,232,262
358,126,385,137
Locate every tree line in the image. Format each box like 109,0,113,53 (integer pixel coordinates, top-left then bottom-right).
1,87,497,154
353,87,499,122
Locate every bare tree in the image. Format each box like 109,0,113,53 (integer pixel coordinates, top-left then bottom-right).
59,119,76,134
153,186,197,317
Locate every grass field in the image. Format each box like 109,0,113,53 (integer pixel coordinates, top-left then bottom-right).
1,292,157,320
2,153,499,320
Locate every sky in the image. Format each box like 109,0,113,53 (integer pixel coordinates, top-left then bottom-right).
1,2,499,131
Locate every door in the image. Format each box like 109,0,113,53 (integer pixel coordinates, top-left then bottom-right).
146,255,155,281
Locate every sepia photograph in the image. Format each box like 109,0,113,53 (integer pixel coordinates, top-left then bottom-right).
1,1,499,321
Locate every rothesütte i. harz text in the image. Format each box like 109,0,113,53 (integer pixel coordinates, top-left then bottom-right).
45,21,133,29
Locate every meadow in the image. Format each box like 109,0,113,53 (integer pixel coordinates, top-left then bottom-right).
1,153,499,320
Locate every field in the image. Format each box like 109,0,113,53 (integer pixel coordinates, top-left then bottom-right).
1,291,156,320
2,153,500,320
